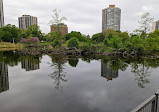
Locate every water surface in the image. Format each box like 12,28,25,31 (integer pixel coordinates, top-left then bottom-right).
0,51,159,112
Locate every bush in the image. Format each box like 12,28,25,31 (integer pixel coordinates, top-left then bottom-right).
28,37,40,43
67,37,79,48
51,40,61,47
20,37,40,43
20,38,27,43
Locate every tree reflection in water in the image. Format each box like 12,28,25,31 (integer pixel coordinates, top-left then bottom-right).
68,57,79,67
101,57,159,88
131,60,151,88
49,55,67,89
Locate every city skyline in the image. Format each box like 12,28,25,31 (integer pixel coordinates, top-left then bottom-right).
2,0,159,35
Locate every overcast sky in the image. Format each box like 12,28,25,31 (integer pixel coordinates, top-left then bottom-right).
3,0,159,35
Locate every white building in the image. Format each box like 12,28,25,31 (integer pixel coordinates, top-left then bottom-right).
0,0,4,28
102,5,121,32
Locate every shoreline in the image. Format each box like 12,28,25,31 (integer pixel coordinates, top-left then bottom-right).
0,43,159,59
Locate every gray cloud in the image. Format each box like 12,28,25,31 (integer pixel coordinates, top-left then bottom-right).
3,0,159,35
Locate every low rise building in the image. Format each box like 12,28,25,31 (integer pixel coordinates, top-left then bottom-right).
51,24,68,35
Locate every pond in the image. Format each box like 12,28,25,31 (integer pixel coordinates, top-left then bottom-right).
0,51,159,112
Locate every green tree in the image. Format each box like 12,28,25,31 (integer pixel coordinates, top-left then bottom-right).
148,30,159,38
23,25,43,41
103,38,110,47
125,36,144,54
45,32,63,42
145,36,159,51
51,39,61,47
67,37,79,48
109,36,121,49
91,33,105,43
49,9,67,42
64,31,86,42
0,24,21,43
118,32,129,44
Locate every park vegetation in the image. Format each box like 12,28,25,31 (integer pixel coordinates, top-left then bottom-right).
0,11,159,57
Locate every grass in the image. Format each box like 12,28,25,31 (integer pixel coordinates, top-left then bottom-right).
0,42,23,50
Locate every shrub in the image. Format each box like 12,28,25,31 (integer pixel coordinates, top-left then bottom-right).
51,39,61,47
20,37,40,43
20,37,27,43
67,37,79,48
28,37,40,43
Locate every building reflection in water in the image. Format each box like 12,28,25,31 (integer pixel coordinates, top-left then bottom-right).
0,62,9,93
21,56,40,71
101,61,118,81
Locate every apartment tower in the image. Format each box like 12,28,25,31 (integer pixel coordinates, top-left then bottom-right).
102,5,121,32
0,0,4,28
18,15,38,29
152,20,159,32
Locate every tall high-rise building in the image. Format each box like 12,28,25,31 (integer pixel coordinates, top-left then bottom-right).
0,0,4,28
18,15,38,29
152,20,159,32
102,5,121,32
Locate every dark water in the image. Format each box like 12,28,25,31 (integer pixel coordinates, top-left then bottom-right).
0,51,159,112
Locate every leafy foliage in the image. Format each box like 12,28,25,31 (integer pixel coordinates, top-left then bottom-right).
91,33,105,43
67,37,79,48
20,25,44,41
64,31,86,42
0,24,21,43
45,32,63,42
51,39,61,47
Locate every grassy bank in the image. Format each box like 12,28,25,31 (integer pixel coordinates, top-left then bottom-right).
0,42,24,51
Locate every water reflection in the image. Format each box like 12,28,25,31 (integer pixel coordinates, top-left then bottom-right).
131,60,151,88
100,57,156,88
49,55,67,89
68,57,79,67
0,51,159,112
21,56,40,71
0,51,21,66
0,50,159,90
0,62,9,93
101,61,118,81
